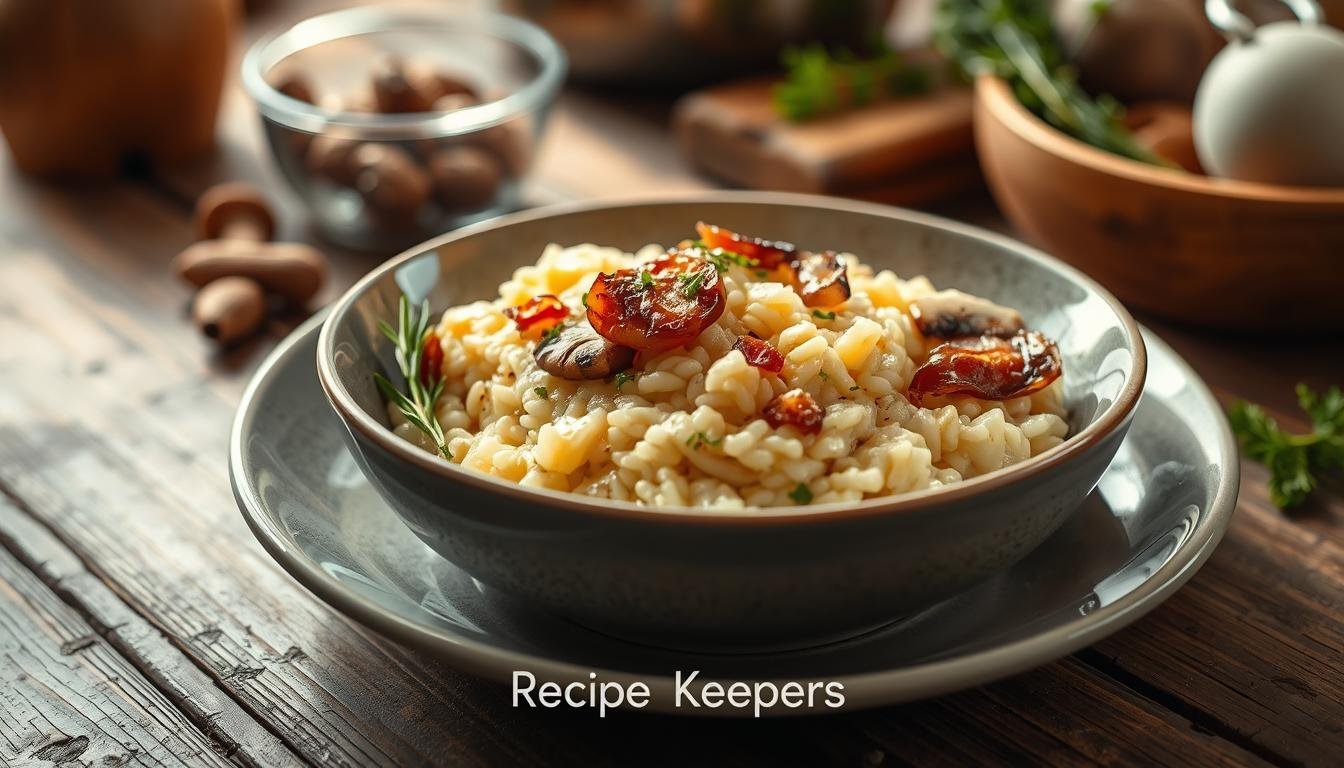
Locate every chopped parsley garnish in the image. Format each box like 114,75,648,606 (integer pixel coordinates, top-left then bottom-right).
581,292,589,308
788,483,813,505
639,270,653,289
533,386,548,398
679,271,706,297
540,322,566,343
818,371,830,381
688,239,759,274
613,370,637,389
849,385,861,391
686,431,723,450
812,309,836,320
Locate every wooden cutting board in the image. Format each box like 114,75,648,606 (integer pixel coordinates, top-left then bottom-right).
673,76,978,205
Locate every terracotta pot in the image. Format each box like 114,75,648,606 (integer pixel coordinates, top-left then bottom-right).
973,76,1344,333
0,0,235,177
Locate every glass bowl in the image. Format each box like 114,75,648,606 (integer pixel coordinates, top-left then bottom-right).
242,6,566,251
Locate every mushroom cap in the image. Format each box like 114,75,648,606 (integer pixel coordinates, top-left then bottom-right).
194,182,275,242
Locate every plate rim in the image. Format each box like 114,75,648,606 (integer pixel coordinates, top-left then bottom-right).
233,311,1237,718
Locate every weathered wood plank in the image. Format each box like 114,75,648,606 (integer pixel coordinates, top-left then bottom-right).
0,520,235,768
0,190,551,767
1090,499,1344,766
0,493,304,768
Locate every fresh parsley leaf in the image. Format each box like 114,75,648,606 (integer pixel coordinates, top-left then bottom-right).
812,309,836,320
581,292,589,308
788,482,813,505
774,43,928,122
613,370,637,389
639,270,653,289
534,386,548,398
1228,384,1344,509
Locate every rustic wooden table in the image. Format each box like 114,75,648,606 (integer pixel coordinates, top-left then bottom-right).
2,5,1342,767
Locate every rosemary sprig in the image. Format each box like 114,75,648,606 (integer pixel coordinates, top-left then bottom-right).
373,295,450,460
933,0,1163,164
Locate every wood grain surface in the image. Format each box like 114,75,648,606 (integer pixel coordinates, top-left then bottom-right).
0,2,1341,766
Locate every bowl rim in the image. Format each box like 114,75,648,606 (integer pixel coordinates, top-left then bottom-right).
316,191,1148,524
975,75,1344,205
240,4,567,139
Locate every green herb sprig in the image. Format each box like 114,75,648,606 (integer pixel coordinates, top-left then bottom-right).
774,44,929,122
933,0,1162,164
1229,385,1344,509
374,296,450,460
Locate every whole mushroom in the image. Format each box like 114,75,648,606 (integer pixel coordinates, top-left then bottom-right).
1052,0,1223,104
172,183,328,344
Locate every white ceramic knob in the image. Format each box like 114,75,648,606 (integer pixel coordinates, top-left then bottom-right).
1193,20,1344,187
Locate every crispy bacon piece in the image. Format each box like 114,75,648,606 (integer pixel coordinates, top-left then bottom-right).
419,329,443,387
788,250,850,308
695,221,795,268
505,294,569,337
733,334,784,373
907,331,1062,406
584,250,726,353
909,290,1025,340
763,388,824,435
533,323,635,380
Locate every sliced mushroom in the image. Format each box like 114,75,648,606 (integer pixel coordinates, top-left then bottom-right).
534,323,636,380
789,250,850,308
907,330,1062,406
909,290,1025,340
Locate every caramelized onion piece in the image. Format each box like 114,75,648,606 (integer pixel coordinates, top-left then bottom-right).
584,250,726,353
907,331,1062,406
763,388,824,435
789,250,850,308
695,221,795,268
534,324,636,380
733,334,784,373
909,290,1025,339
505,294,569,337
419,329,443,387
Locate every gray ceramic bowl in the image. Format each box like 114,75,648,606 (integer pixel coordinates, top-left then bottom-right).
316,193,1146,649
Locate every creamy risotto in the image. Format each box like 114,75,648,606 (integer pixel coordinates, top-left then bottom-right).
384,224,1068,508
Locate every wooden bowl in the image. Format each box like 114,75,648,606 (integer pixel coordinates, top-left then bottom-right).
973,75,1344,332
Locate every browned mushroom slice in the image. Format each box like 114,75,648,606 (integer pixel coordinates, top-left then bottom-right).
907,331,1062,406
534,324,636,380
909,290,1025,339
788,250,850,308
